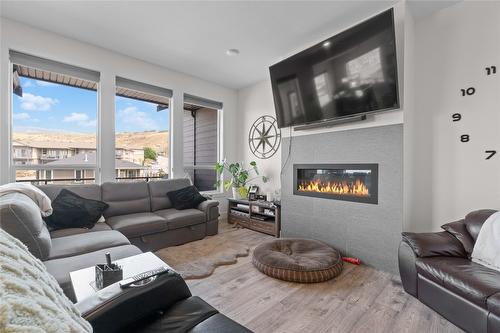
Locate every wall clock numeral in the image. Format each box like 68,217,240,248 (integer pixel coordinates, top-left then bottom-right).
460,87,475,96
485,66,497,75
485,150,497,160
460,134,470,142
452,113,462,122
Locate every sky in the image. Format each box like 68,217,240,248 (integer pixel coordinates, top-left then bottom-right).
13,77,170,134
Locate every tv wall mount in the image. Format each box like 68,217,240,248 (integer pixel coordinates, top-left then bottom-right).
294,114,367,131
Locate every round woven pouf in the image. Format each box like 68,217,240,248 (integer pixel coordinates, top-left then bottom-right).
252,238,343,283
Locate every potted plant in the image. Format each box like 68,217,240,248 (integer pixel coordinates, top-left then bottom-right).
214,159,268,199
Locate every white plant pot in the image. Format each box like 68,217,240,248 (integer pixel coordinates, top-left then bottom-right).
232,186,242,200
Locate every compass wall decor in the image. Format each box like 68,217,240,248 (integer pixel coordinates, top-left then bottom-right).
248,115,281,159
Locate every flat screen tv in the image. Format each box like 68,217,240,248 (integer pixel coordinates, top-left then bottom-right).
270,8,399,128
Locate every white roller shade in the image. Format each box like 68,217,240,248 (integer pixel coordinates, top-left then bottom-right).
9,50,100,82
184,93,223,110
116,76,173,98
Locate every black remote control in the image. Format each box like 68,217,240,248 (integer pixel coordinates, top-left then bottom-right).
119,266,170,288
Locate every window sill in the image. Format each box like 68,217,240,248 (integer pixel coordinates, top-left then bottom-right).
202,190,225,197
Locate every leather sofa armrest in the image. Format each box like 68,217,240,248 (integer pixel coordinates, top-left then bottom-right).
398,241,418,297
76,271,191,333
401,231,466,258
197,200,220,221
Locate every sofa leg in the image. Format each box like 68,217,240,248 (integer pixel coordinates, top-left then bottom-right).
206,219,219,236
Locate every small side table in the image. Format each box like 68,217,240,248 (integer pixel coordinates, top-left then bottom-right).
70,252,172,303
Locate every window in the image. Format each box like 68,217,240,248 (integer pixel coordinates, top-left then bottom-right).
74,170,83,183
10,51,99,185
183,94,222,192
115,77,171,182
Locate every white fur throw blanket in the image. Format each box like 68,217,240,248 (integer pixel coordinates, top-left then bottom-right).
0,228,92,332
471,211,500,272
0,183,53,217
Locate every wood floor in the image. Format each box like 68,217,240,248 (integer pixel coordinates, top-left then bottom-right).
187,221,462,333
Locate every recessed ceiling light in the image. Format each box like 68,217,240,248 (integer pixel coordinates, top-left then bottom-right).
226,48,240,56
323,41,331,48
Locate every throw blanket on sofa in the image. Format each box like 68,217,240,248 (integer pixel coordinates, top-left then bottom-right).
0,228,92,332
471,211,500,272
0,182,52,217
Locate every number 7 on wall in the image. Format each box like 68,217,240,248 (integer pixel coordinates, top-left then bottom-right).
485,150,497,160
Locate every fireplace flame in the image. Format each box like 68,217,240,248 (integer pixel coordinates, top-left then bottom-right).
298,178,370,197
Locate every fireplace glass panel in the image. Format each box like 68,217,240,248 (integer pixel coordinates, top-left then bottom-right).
294,164,378,204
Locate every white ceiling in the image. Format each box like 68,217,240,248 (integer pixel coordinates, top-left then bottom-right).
1,1,403,89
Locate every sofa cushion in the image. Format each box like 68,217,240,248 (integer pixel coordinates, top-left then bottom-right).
416,257,500,307
128,296,217,333
441,219,475,256
0,192,52,260
154,208,206,229
148,179,191,211
102,182,151,218
464,209,497,242
50,223,112,238
44,189,109,231
106,212,168,238
167,186,207,210
38,184,102,201
49,230,130,260
44,245,142,302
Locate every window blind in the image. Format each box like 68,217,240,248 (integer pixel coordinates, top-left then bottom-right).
9,50,100,82
184,93,223,110
116,76,173,98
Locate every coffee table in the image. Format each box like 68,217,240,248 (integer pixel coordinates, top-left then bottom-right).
70,252,173,303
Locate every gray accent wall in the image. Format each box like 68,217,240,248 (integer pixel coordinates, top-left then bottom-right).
281,124,403,274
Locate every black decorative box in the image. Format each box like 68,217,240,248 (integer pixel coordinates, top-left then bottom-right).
95,263,123,289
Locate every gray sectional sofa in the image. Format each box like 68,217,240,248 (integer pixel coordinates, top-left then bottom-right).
0,178,219,301
40,179,219,251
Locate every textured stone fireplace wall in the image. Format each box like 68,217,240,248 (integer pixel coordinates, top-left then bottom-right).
281,124,403,273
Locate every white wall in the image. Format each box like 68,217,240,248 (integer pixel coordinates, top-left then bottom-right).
237,2,500,234
236,80,281,194
0,19,238,191
405,1,500,231
235,2,408,197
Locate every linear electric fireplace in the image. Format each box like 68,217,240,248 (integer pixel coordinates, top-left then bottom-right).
293,164,378,204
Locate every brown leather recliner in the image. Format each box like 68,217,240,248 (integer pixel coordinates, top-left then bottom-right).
399,209,500,333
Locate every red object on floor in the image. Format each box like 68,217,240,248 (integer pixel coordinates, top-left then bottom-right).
343,257,361,265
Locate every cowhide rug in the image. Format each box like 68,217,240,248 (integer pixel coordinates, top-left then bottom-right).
155,224,253,279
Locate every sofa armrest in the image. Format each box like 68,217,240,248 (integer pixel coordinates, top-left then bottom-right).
398,241,418,297
197,200,220,221
76,271,191,333
401,231,466,258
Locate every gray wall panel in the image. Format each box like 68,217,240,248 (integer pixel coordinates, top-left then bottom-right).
281,124,403,273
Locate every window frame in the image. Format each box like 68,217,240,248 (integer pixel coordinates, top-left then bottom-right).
8,52,100,185
183,105,223,194
74,169,83,183
114,76,172,183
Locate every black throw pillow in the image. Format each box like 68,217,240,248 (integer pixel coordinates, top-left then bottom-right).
44,189,109,230
167,185,207,210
